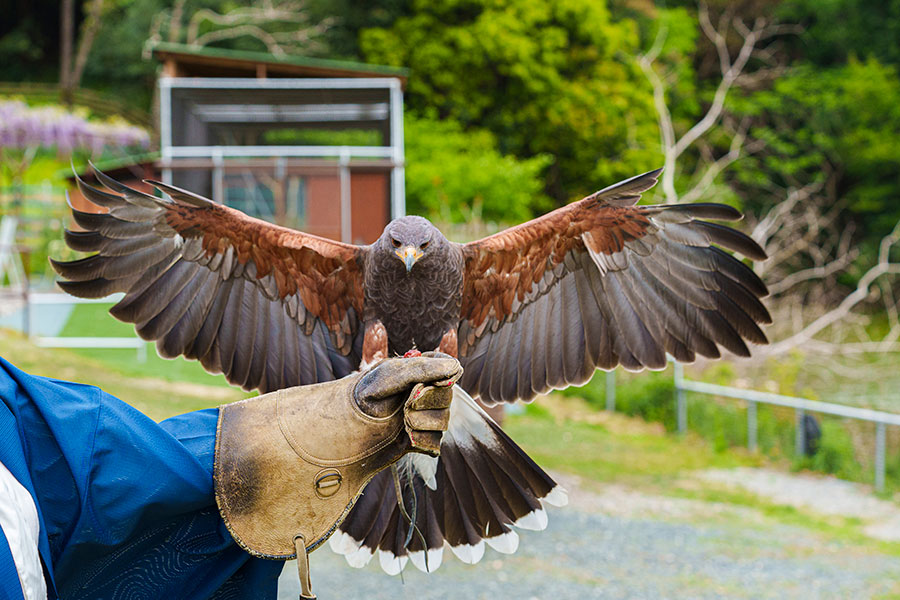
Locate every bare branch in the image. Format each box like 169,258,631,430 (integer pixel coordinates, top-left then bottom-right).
765,220,900,355
672,14,762,160
767,246,859,295
192,24,287,56
680,117,765,203
168,0,187,43
750,179,823,250
698,3,731,76
183,0,330,56
638,3,793,204
637,23,678,202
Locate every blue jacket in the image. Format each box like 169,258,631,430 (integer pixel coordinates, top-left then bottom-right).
0,357,282,599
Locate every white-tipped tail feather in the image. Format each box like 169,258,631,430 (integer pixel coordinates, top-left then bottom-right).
378,550,408,575
330,385,567,575
485,530,519,554
543,485,569,507
450,540,485,565
513,507,548,531
408,547,444,573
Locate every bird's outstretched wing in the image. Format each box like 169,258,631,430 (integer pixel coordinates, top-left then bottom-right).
53,168,366,391
458,168,771,404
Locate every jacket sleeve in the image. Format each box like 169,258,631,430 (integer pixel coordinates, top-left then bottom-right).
0,357,282,600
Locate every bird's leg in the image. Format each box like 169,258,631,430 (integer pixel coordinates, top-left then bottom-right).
436,327,504,424
437,328,458,357
361,320,389,370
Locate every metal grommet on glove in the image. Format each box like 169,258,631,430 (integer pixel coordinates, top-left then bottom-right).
314,470,342,499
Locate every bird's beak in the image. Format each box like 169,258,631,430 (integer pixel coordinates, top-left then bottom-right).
395,245,423,272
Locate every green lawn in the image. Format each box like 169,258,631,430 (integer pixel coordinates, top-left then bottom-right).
505,398,761,489
58,302,235,389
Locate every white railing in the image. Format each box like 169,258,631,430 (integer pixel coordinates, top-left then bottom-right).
604,363,899,492
24,292,147,362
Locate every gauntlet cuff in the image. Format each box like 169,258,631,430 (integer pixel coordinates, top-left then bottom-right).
214,373,405,560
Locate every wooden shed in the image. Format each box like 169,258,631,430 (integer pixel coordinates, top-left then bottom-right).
73,43,408,245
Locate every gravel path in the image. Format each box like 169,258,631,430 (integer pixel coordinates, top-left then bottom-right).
699,467,900,541
278,470,900,599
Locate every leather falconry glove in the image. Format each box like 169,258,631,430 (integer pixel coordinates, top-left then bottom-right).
214,354,462,599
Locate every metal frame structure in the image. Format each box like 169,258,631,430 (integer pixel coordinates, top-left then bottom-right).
158,77,406,238
603,363,899,492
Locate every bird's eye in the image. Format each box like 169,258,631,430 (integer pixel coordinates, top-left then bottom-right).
420,241,430,250
391,238,401,248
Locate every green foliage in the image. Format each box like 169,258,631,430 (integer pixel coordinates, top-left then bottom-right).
803,419,864,481
779,0,900,69
0,0,59,83
566,369,677,430
735,58,900,235
81,0,173,109
640,7,702,123
404,115,552,223
360,0,662,204
567,366,895,489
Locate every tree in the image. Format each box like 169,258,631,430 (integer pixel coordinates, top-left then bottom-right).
404,115,552,225
359,0,661,205
637,4,791,204
734,59,900,355
736,59,900,234
59,0,109,104
778,0,900,69
632,2,900,357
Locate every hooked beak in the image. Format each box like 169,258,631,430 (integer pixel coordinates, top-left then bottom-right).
395,245,423,272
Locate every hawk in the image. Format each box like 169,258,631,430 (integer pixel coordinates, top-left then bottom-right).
54,167,770,574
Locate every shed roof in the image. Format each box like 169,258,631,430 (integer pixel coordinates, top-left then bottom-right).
149,42,408,86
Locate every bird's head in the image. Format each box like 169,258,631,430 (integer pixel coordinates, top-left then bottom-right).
378,216,446,273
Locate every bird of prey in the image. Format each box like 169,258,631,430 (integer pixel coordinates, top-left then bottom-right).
54,167,770,574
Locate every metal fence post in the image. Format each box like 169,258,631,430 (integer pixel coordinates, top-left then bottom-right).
674,362,686,434
876,422,886,493
747,400,757,452
606,370,615,412
670,369,900,491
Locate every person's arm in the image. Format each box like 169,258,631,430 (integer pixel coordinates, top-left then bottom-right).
0,354,460,600
0,357,282,600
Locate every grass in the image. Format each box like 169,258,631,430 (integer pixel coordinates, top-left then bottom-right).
560,364,900,494
58,302,236,389
0,328,242,421
505,399,758,488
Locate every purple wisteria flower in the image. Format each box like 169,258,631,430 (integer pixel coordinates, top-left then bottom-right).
0,100,150,155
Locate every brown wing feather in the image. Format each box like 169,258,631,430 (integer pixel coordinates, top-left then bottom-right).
52,168,366,392
458,168,771,404
154,181,363,330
